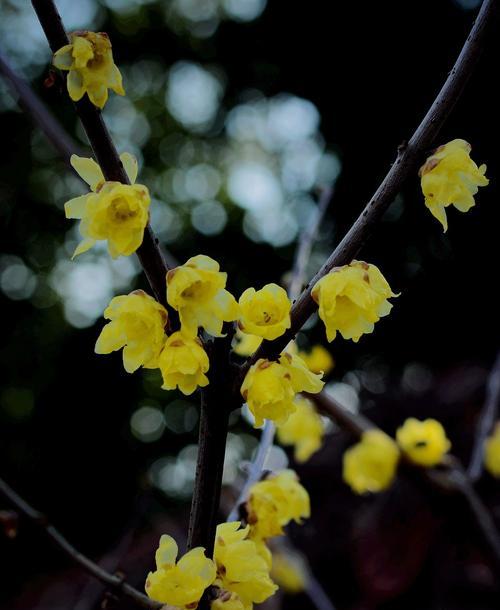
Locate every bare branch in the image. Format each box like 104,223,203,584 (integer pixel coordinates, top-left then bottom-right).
468,351,500,481
238,0,498,381
0,477,161,609
31,0,171,307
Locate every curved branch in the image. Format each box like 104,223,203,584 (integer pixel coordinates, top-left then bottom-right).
238,0,498,380
31,0,170,306
0,477,161,610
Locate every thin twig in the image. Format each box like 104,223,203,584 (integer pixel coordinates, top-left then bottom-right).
468,351,500,481
288,186,334,302
306,574,337,610
237,0,498,384
31,0,171,306
0,477,161,609
0,48,84,162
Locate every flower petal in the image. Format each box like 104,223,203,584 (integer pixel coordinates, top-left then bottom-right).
120,152,138,184
70,155,104,191
67,69,85,101
64,194,89,219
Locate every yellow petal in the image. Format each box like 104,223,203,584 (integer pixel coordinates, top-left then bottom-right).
53,45,73,69
88,83,108,109
120,152,138,184
67,69,85,101
64,194,89,219
72,237,96,259
70,155,105,191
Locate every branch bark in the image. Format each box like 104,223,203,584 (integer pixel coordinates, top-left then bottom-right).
31,0,171,307
237,0,498,381
0,477,161,609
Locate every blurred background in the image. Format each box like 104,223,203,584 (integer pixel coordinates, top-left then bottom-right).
1,0,499,608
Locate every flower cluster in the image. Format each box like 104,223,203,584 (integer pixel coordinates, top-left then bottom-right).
312,261,397,343
53,31,124,108
420,139,489,232
343,418,451,494
241,351,324,427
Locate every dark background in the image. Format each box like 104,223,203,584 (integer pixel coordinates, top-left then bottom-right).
1,0,499,608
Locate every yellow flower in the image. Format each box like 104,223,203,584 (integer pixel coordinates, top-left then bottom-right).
214,522,277,607
419,139,489,232
158,331,210,395
484,424,500,478
312,261,397,342
343,430,400,494
279,352,325,395
53,31,124,108
211,591,251,610
396,418,450,467
270,551,308,594
232,329,263,357
145,534,216,608
297,345,335,375
238,283,291,340
167,255,239,338
65,153,150,259
95,290,167,373
276,397,324,463
246,470,310,540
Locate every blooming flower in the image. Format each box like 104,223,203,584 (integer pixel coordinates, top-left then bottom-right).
484,424,500,478
246,470,310,540
276,397,324,463
95,290,167,373
343,430,400,494
211,591,250,610
232,329,263,357
312,261,397,342
238,283,291,340
297,344,335,375
53,31,124,108
419,139,489,232
396,418,451,467
65,153,150,258
279,352,324,395
270,551,308,594
158,331,209,395
167,255,239,338
214,522,277,607
145,534,216,608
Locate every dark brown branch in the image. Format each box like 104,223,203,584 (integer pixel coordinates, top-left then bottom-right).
0,476,161,609
238,0,498,380
468,351,500,481
0,48,84,163
31,0,170,307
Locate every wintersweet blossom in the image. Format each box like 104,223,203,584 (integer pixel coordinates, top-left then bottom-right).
167,255,239,338
396,418,451,467
53,31,124,108
95,290,167,372
270,551,308,593
297,344,334,375
279,352,324,395
238,283,291,340
484,424,500,477
276,396,324,463
158,331,209,395
145,534,216,607
246,470,310,540
312,261,397,342
232,329,263,357
211,591,250,610
343,430,400,494
214,522,277,607
419,139,489,231
65,153,150,258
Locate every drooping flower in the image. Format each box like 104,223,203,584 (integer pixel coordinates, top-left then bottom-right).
297,345,335,375
232,329,263,357
484,423,500,478
238,283,291,340
53,31,124,108
396,418,451,467
145,534,216,608
246,470,310,540
158,331,209,395
214,522,277,608
419,139,489,232
312,261,397,342
65,153,150,259
343,430,400,494
95,290,167,372
167,255,239,338
270,551,308,594
276,396,324,463
279,352,325,395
